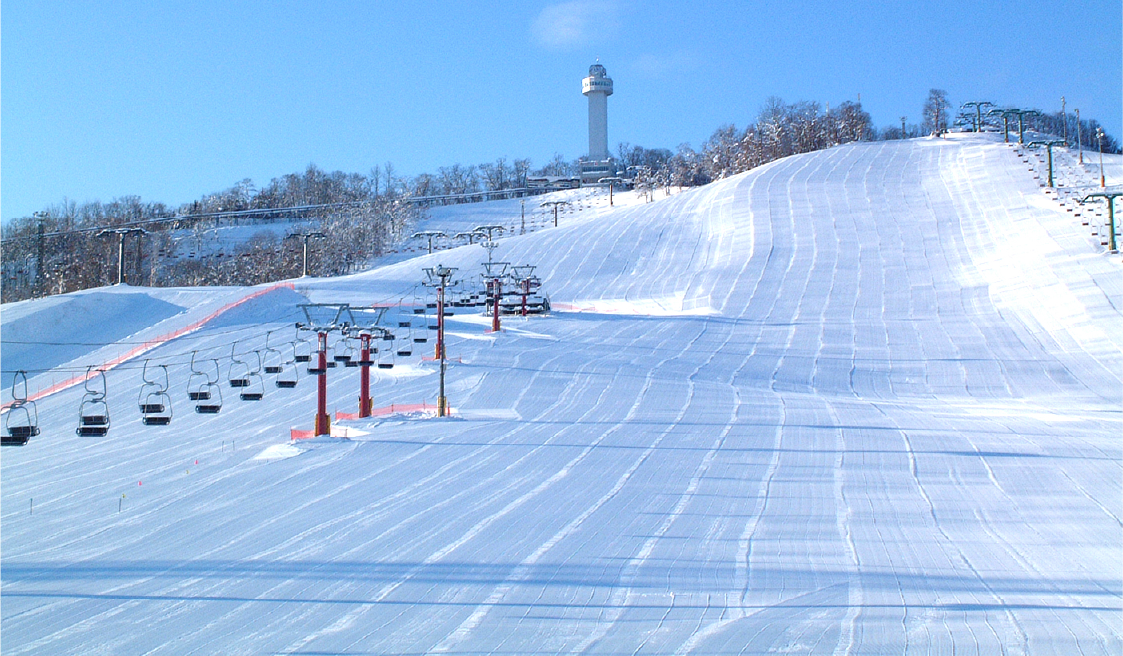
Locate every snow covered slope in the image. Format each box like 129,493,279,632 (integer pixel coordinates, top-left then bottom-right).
2,134,1120,654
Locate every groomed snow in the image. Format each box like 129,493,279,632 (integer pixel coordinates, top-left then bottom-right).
2,134,1120,654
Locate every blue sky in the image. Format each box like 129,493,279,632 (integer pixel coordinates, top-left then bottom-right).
3,0,1120,221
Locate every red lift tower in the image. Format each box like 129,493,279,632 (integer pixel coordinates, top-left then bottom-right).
297,303,359,436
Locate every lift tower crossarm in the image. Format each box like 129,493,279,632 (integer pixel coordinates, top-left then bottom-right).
411,230,447,255
343,310,394,418
472,225,504,242
1079,191,1123,253
286,231,326,278
1026,140,1068,188
97,227,148,285
541,201,570,227
296,303,356,436
961,101,995,132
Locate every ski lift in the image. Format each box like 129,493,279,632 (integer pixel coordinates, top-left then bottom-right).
398,300,412,327
240,351,265,401
340,334,361,368
195,361,223,414
228,343,251,388
293,335,313,363
321,337,338,369
334,334,355,365
276,362,298,388
275,344,298,388
138,360,172,426
3,370,39,446
187,352,212,401
377,344,395,369
77,367,110,437
396,338,413,357
413,292,426,314
263,332,285,375
356,332,377,366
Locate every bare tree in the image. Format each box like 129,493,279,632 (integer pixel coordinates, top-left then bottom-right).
922,89,950,136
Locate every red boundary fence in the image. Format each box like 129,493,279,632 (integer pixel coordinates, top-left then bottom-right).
291,402,453,440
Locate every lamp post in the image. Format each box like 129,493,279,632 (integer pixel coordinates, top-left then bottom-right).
286,231,326,277
1061,96,1067,143
424,265,457,417
1097,128,1106,187
1075,108,1083,164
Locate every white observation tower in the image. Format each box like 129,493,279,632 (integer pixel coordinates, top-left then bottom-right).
582,62,613,161
580,62,614,184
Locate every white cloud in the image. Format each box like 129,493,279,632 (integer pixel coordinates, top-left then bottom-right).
631,52,700,81
530,0,619,50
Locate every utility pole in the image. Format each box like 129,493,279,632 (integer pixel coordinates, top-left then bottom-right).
542,200,569,227
286,231,326,277
1027,140,1067,187
424,265,457,417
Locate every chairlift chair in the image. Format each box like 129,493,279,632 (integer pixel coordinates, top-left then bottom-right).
275,344,299,387
263,332,285,375
77,367,110,436
377,344,395,369
138,360,173,426
406,315,426,344
293,335,313,363
240,351,265,401
334,334,355,365
396,336,413,358
3,370,39,446
228,343,251,388
188,356,223,413
340,335,361,367
187,352,212,401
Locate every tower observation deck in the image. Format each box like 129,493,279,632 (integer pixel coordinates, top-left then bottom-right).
582,63,613,163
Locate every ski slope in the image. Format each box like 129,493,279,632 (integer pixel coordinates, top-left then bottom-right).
2,133,1120,654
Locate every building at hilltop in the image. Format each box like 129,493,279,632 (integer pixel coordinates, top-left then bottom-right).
579,62,620,185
